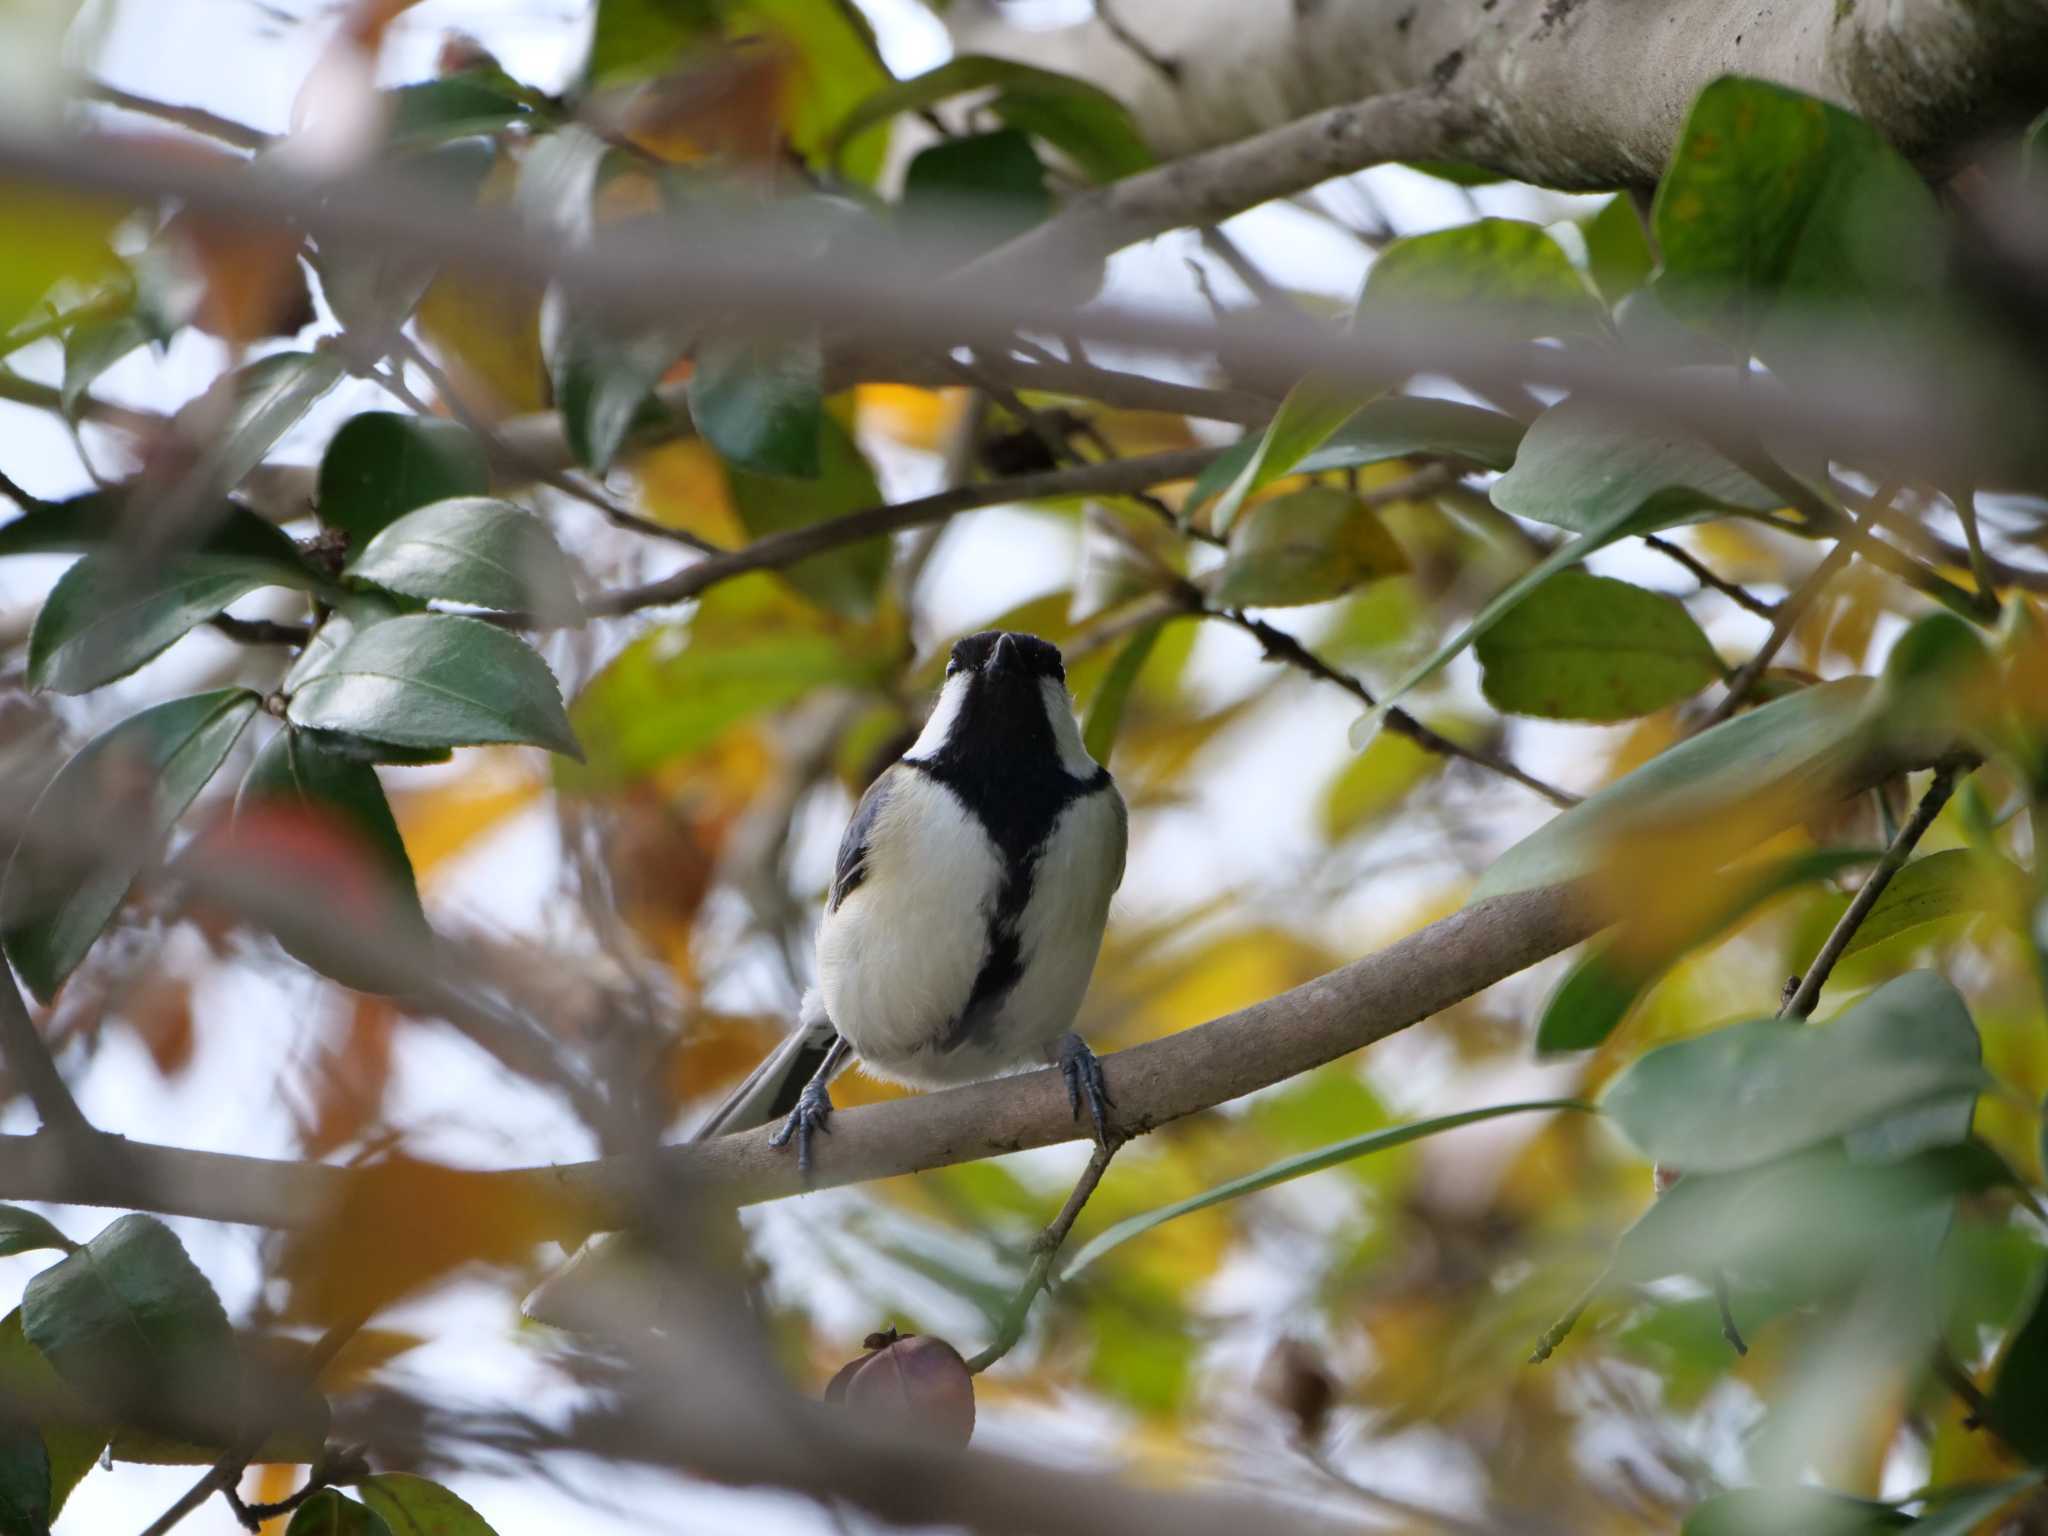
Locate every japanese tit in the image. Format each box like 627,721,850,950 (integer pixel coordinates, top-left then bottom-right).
706,628,1128,1169
524,631,1123,1327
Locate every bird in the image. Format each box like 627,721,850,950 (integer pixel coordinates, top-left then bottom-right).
705,627,1128,1170
524,629,1125,1326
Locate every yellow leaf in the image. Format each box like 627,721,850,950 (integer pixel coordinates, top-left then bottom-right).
631,437,746,545
856,383,969,452
388,753,543,877
416,272,547,418
0,180,125,333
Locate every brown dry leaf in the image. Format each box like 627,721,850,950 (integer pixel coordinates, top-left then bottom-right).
631,437,746,545
314,1326,429,1393
611,41,790,168
299,997,396,1159
282,1153,575,1326
389,754,544,878
124,974,194,1080
162,210,312,344
664,1011,783,1113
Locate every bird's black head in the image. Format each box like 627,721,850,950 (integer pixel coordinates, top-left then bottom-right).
945,630,1066,684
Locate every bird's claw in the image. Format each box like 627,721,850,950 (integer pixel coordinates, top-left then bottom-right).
1057,1033,1114,1146
768,1078,836,1178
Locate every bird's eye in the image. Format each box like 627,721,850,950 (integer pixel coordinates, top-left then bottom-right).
945,659,962,676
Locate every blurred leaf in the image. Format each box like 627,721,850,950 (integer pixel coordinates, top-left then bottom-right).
1682,1487,1908,1536
22,1215,236,1448
0,182,124,334
287,615,581,760
0,1422,47,1536
735,0,892,182
317,412,491,549
173,351,346,493
1905,1478,2043,1534
1063,1100,1585,1279
26,531,315,695
901,129,1051,248
688,333,823,479
1210,485,1408,608
0,1208,73,1261
1989,1270,2048,1464
1081,619,1161,765
1201,378,1362,537
286,1490,394,1536
1654,77,1942,348
1358,218,1605,338
724,413,889,616
0,1313,100,1523
569,574,892,785
345,497,583,620
585,0,718,85
1320,717,1479,839
416,274,547,418
1602,971,1982,1175
1474,570,1722,721
0,494,313,568
1,689,261,1003
1582,192,1654,305
1473,678,1875,899
385,76,532,146
1183,396,1523,516
238,728,429,988
1536,943,1648,1057
825,55,1149,180
1491,395,1786,534
554,322,683,475
59,312,148,418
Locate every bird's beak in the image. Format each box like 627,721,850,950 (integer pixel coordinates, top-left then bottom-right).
989,633,1020,673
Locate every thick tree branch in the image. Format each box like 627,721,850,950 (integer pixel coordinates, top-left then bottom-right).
954,0,2048,188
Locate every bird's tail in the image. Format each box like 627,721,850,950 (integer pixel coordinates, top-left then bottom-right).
522,992,837,1330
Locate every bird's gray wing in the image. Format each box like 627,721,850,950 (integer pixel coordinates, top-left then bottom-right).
827,764,898,913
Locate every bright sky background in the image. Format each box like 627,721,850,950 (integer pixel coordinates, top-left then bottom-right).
0,3,1781,1531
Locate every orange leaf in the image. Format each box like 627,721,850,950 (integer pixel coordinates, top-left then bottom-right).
299,998,396,1159
389,755,543,878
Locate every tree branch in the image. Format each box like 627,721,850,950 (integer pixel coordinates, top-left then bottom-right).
84,80,269,152
1779,764,1966,1020
0,959,90,1140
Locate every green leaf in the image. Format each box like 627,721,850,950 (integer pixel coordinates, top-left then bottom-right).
1357,218,1605,338
1183,396,1524,517
344,497,583,620
687,333,823,479
0,1311,102,1524
1989,1271,2048,1463
384,77,532,147
317,412,492,549
901,129,1052,247
287,1491,396,1536
1473,569,1722,721
1201,379,1363,537
1581,192,1654,306
553,323,682,475
584,0,718,85
1602,971,1982,1174
356,1473,499,1535
21,1214,237,1447
725,413,888,617
1490,395,1786,535
1654,77,1942,348
1210,485,1409,608
1471,677,1875,900
567,574,891,786
0,494,312,568
287,614,581,760
1683,1488,1908,1536
27,540,309,695
1,689,261,1003
0,1423,48,1536
1835,848,1991,960
284,594,410,694
176,351,345,493
1061,1100,1587,1281
1535,942,1646,1056
824,55,1150,181
1905,1479,2042,1535
1081,620,1161,765
0,1208,74,1261
60,311,149,418
1320,716,1479,839
239,727,429,985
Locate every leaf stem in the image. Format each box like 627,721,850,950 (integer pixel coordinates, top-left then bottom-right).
966,1139,1120,1374
1779,763,1966,1020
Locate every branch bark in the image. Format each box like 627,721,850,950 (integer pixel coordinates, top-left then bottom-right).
953,0,2048,188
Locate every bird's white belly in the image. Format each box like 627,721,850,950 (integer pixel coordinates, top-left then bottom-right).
816,773,999,1083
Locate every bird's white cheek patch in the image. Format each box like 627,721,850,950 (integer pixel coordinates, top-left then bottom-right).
1038,678,1098,780
904,675,969,764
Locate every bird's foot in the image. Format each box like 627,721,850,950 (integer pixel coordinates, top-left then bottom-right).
768,1076,836,1178
1057,1033,1114,1146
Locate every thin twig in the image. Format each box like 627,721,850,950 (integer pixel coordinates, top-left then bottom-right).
1641,534,1778,619
0,291,124,362
1529,1264,1609,1364
1197,226,1301,314
389,342,722,556
209,614,312,646
966,1140,1120,1373
1702,483,1897,728
1300,1445,1513,1536
1954,486,1999,608
1712,1270,1747,1355
84,80,270,151
1094,0,1181,85
1780,764,1966,1019
0,467,45,512
0,957,91,1139
1215,603,1580,808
